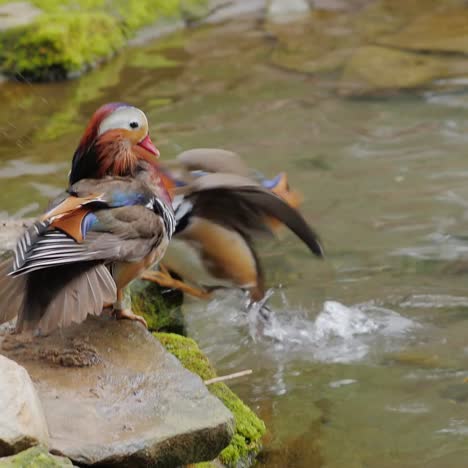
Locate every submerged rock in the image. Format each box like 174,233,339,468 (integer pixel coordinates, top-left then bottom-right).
354,0,445,39
0,355,49,457
0,446,73,467
268,11,359,75
0,319,234,467
340,45,468,94
378,8,468,54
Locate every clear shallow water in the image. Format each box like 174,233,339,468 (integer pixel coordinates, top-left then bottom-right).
3,15,468,467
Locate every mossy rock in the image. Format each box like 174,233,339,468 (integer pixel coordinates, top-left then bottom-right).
130,278,186,334
340,45,468,94
156,333,266,467
0,446,73,467
0,0,208,81
0,12,124,81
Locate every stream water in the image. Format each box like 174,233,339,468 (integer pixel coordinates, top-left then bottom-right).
2,12,468,467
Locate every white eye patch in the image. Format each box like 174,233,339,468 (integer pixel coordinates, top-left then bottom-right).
98,106,148,136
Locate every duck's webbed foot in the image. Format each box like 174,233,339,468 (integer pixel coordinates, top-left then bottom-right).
113,308,148,328
112,288,147,328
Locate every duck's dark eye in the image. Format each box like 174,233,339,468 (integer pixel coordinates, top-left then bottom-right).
130,121,139,129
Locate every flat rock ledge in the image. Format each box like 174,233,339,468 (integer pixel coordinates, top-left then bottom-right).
0,318,234,467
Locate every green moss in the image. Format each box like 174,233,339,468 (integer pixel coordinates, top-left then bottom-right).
113,0,181,32
0,446,73,467
1,12,124,80
131,279,186,334
0,0,207,81
156,333,266,467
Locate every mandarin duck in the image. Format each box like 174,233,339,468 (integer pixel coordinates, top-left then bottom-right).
142,148,323,304
0,104,174,334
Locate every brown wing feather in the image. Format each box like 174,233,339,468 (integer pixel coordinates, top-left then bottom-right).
17,263,116,334
0,257,25,325
236,189,324,257
184,173,324,257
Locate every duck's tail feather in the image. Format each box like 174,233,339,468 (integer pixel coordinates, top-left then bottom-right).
17,262,116,335
0,257,26,326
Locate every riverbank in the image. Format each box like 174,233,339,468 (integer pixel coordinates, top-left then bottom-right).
0,0,276,82
0,0,209,81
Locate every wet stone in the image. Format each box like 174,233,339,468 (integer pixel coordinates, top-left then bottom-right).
340,45,468,94
0,318,234,467
0,355,49,457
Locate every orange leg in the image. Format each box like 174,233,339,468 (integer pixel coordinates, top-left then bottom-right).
112,289,148,328
141,264,212,300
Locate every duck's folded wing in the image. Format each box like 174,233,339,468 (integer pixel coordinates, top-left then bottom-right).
11,205,165,277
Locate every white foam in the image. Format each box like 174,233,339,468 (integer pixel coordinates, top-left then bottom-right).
186,292,416,365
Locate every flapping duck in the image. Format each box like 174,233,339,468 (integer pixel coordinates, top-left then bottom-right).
142,148,323,304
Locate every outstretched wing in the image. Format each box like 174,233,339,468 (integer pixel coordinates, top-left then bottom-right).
176,173,324,257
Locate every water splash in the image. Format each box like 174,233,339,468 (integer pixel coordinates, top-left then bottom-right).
185,291,416,365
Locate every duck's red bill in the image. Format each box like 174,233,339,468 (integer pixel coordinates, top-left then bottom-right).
138,134,160,158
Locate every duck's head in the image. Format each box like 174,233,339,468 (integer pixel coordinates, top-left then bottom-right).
69,103,160,185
